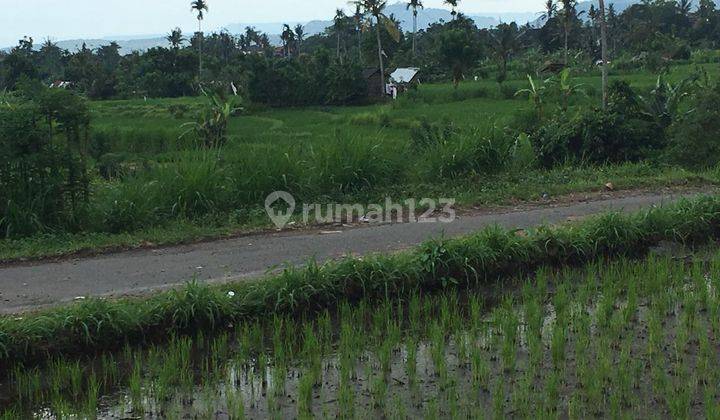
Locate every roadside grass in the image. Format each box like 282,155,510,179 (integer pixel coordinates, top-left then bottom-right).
0,162,712,263
3,228,720,417
1,194,720,371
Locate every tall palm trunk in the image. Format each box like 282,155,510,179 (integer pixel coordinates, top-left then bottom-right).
412,10,418,56
564,21,569,66
198,19,203,80
337,33,343,64
598,0,609,109
375,16,385,96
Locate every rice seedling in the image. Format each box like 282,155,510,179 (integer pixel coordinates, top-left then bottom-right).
226,389,245,420
83,372,100,418
492,376,505,419
128,356,144,415
498,304,520,373
297,366,314,419
370,370,388,410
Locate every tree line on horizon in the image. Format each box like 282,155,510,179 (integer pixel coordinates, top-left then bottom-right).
0,0,718,105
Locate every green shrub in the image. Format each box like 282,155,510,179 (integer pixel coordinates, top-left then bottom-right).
531,109,661,168
0,92,90,238
305,135,402,195
96,153,138,180
423,129,518,179
532,81,664,168
666,85,720,168
410,118,456,150
325,62,368,105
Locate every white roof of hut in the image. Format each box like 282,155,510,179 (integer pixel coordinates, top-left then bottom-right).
389,68,420,84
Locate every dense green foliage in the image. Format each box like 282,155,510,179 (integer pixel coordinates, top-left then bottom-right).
668,83,720,167
0,88,90,237
528,72,714,167
1,1,718,104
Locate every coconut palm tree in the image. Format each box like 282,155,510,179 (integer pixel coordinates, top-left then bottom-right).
677,0,692,18
281,24,295,57
491,23,524,84
294,24,305,54
406,0,423,56
598,0,609,109
190,0,209,79
333,9,348,63
353,4,365,63
444,0,459,20
351,0,400,96
559,0,579,66
541,0,557,21
166,27,185,50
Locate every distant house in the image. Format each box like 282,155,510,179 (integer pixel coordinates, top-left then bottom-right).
49,81,73,89
539,61,565,74
388,67,420,98
273,46,286,57
362,68,383,97
389,67,420,86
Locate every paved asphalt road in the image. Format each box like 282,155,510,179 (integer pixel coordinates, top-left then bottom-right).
0,190,708,313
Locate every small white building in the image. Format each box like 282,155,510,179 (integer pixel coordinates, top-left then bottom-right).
49,81,73,89
389,67,420,85
387,68,420,98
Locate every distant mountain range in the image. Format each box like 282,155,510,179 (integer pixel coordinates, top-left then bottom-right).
225,3,539,40
3,0,665,54
50,36,170,53
532,0,699,26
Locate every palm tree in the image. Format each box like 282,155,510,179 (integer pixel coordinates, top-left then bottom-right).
541,0,557,22
444,0,459,20
677,0,692,18
559,0,579,66
333,9,348,63
598,0,609,109
353,4,365,63
406,0,423,56
281,24,295,57
294,24,305,54
190,0,209,79
491,23,524,83
166,27,185,50
351,0,400,96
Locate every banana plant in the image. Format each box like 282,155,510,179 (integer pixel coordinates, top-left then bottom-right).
547,68,586,112
181,89,243,149
515,75,546,119
639,75,695,128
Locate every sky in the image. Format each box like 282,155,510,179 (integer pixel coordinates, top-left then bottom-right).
1,0,545,47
